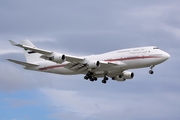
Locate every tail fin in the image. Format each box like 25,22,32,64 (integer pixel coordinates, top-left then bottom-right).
21,40,45,63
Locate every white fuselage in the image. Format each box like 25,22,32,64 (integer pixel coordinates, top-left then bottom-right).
26,46,170,76
8,40,171,83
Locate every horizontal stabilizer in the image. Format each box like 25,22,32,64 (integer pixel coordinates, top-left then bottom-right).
7,59,39,67
9,40,18,46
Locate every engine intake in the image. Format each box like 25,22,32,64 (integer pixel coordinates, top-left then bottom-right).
62,54,66,61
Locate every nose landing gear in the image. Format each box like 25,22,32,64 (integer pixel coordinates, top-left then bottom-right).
149,65,155,74
149,70,154,74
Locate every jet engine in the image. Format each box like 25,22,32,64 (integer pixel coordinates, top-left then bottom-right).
121,71,134,79
112,71,134,82
86,61,100,68
49,54,66,63
112,76,126,82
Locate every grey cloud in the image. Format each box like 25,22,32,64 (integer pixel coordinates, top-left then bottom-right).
0,0,179,53
1,0,179,37
0,62,36,92
2,98,38,108
0,0,180,120
0,64,63,92
0,0,117,35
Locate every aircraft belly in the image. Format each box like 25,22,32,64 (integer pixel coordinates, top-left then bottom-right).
54,67,78,75
36,57,166,76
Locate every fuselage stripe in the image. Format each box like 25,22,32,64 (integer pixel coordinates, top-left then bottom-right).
105,55,162,62
38,55,163,71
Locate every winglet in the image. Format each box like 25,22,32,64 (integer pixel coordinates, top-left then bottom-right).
9,40,19,46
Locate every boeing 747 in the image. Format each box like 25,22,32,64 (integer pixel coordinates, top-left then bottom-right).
7,40,170,84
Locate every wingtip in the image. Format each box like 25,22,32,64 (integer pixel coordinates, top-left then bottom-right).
6,59,12,62
8,40,18,46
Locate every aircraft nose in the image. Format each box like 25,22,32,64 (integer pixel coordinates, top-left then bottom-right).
164,52,170,60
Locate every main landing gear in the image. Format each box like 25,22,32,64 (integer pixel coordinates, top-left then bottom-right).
102,74,108,84
84,71,109,84
84,71,97,82
149,65,155,74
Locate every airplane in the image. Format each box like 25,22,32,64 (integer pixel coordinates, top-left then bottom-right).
7,40,170,84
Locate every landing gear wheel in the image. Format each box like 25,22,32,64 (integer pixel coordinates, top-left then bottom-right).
102,80,107,84
149,70,154,74
84,76,89,80
105,77,108,80
149,65,155,74
93,77,98,81
90,77,94,82
102,74,108,84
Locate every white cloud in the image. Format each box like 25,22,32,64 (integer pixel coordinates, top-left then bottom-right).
40,89,100,118
40,88,180,120
0,49,22,55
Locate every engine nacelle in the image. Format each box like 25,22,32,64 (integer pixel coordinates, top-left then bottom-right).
112,76,126,82
87,61,100,68
49,54,66,63
121,71,134,79
112,71,134,82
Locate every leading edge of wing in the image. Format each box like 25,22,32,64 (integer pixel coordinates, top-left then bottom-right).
65,54,85,62
9,40,52,55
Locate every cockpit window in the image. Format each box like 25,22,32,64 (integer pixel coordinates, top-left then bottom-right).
153,47,159,49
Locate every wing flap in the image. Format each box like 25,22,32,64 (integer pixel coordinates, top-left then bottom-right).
64,62,88,72
7,59,39,67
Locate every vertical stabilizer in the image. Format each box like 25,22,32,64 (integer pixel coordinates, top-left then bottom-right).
21,40,45,63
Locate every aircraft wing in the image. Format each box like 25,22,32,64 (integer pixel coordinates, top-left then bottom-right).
62,55,126,67
9,40,85,64
65,55,85,62
9,40,52,55
7,59,39,67
64,60,127,73
9,40,126,71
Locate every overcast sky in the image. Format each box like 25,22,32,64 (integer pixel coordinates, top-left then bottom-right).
0,0,180,120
